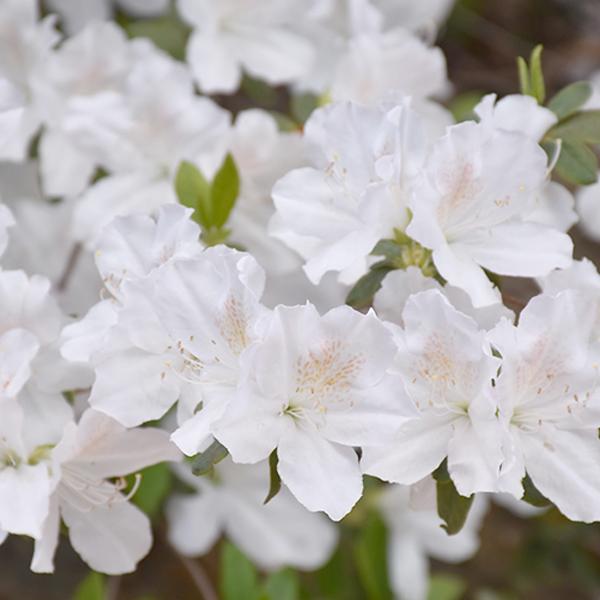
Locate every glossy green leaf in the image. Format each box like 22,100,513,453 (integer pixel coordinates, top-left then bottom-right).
131,463,172,520
73,572,105,600
191,439,229,476
428,574,467,600
547,81,593,120
353,512,393,600
262,569,300,600
554,141,598,186
521,474,551,508
433,460,474,535
264,449,281,505
345,263,394,310
547,110,600,145
175,161,211,229
211,153,240,228
220,542,261,600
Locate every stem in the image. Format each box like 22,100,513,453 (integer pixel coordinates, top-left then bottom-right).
176,553,218,600
56,243,82,292
106,576,121,600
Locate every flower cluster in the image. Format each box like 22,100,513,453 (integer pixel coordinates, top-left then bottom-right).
3,1,600,598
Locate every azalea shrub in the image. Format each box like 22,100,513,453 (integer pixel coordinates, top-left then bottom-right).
3,0,600,599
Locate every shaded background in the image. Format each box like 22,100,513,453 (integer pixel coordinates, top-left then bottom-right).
4,0,600,598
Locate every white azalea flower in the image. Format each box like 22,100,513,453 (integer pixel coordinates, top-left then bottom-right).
46,0,169,34
362,289,503,496
134,246,268,452
68,49,230,246
379,480,487,600
213,303,416,520
0,398,60,539
489,290,600,522
407,120,572,307
228,109,305,277
0,203,14,258
330,28,448,106
374,266,513,331
176,0,314,93
474,93,577,233
166,459,337,570
31,409,180,574
0,0,60,161
576,180,600,241
271,100,434,285
35,22,136,197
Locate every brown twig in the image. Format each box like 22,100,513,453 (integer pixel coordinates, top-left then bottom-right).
56,243,82,292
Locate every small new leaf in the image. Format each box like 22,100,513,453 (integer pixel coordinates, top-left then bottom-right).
529,45,545,104
433,460,474,535
517,45,545,104
191,439,229,476
175,161,211,229
264,449,282,505
547,81,593,120
211,153,240,228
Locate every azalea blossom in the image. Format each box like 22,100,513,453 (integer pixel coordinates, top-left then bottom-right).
213,303,416,520
0,0,59,161
489,290,600,522
378,479,487,600
31,409,180,574
271,99,439,285
407,119,572,307
176,0,314,93
166,458,337,570
362,289,503,496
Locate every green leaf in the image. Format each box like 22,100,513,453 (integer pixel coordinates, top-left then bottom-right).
191,439,229,476
433,460,474,535
264,449,281,505
529,45,545,104
175,161,211,229
346,263,394,309
211,153,240,228
547,81,593,120
521,473,551,508
370,239,404,260
73,572,105,600
554,141,598,185
353,512,393,600
220,542,261,600
517,57,531,97
262,569,300,600
547,110,600,145
428,574,467,600
131,463,172,519
125,15,190,62
448,91,485,122
290,92,320,124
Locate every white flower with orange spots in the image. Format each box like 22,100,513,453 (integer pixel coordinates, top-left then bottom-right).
489,290,600,522
31,409,180,574
407,120,572,307
212,303,416,521
361,289,503,496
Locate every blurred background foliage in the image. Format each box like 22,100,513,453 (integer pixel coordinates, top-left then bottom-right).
5,0,600,598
